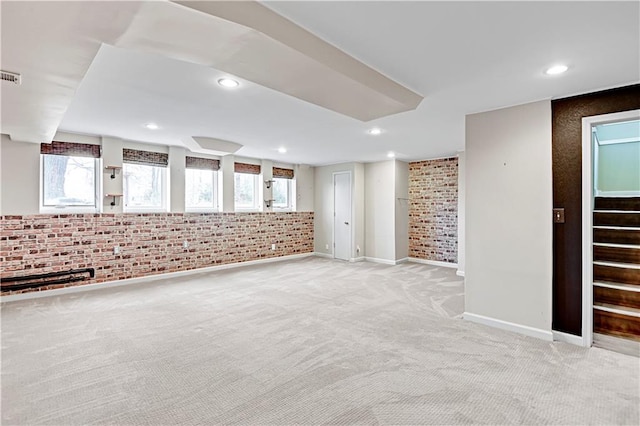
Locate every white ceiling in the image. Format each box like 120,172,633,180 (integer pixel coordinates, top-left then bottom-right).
2,1,639,166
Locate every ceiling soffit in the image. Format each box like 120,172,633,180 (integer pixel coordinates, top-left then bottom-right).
114,1,423,122
0,1,143,143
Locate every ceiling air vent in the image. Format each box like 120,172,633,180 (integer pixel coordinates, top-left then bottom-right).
1,70,21,85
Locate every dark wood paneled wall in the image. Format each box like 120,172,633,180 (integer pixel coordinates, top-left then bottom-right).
551,84,640,336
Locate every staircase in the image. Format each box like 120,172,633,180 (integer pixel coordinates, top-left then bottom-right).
593,197,640,353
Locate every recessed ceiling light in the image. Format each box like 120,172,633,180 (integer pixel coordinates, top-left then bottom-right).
278,147,287,154
145,123,159,130
368,127,382,135
218,78,239,88
387,152,395,158
545,64,568,75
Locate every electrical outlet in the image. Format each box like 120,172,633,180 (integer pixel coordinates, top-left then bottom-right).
325,244,329,250
356,245,360,253
271,243,276,250
113,246,120,255
183,241,189,249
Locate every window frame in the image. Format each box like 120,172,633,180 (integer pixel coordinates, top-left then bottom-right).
39,154,101,214
185,168,219,213
234,172,261,211
122,162,169,213
272,177,293,211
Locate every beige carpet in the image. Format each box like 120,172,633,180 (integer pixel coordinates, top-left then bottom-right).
1,257,638,425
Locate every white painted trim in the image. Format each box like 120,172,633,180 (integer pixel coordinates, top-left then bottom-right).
1,253,314,303
456,270,465,277
364,256,396,265
594,304,640,318
407,257,458,269
595,190,640,197
593,242,640,249
594,261,640,269
581,109,640,349
582,114,595,348
313,252,333,259
463,312,553,341
350,256,365,263
396,257,409,264
552,330,584,346
594,281,640,292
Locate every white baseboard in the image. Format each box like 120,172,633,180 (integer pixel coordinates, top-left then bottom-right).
1,253,315,303
365,257,410,266
407,257,458,269
552,330,585,347
313,252,333,259
456,270,465,277
350,256,365,263
463,312,553,341
364,256,396,265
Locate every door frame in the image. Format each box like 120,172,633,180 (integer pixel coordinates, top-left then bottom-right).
332,171,352,260
581,109,640,347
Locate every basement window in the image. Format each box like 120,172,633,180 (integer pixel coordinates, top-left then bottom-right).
234,162,261,211
40,141,101,213
123,164,167,211
186,169,219,211
234,172,260,211
122,148,168,212
272,167,295,211
272,178,293,210
185,156,220,212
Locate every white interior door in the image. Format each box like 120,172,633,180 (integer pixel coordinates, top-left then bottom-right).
333,172,351,261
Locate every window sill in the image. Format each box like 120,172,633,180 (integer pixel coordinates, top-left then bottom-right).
123,208,169,214
185,209,220,213
235,208,262,213
40,207,99,214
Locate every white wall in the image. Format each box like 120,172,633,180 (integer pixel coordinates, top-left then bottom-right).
394,160,409,261
314,162,364,259
456,151,466,276
0,135,40,215
295,164,314,212
365,161,396,261
465,100,552,334
363,160,409,262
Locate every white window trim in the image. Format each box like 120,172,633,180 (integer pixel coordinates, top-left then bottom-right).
185,169,219,213
122,163,169,213
234,172,262,212
272,177,294,212
39,155,102,214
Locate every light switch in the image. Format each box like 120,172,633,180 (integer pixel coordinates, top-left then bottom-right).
553,208,565,224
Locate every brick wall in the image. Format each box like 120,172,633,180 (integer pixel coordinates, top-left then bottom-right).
1,212,313,295
409,157,458,263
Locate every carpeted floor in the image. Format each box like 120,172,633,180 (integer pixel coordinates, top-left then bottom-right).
1,257,638,425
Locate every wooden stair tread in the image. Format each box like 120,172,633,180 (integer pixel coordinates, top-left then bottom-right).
594,228,640,245
593,245,640,264
594,212,640,228
595,197,640,211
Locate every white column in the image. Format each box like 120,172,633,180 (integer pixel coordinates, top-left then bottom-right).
220,155,235,212
169,146,186,213
262,160,273,212
101,137,123,213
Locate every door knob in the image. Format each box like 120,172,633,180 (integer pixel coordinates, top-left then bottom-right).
344,221,349,225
